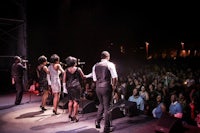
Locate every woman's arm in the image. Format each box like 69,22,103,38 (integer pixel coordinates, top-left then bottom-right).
78,67,86,79
58,64,65,74
62,70,68,94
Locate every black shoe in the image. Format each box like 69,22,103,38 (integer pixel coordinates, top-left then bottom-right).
40,106,47,111
103,127,114,133
69,115,73,121
53,110,59,115
72,116,79,122
109,126,114,132
15,103,20,105
95,120,101,128
104,126,114,133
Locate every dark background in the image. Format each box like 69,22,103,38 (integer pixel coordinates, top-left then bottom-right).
1,0,200,63
0,0,199,92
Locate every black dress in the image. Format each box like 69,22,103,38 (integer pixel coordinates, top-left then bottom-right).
65,67,82,103
37,66,48,91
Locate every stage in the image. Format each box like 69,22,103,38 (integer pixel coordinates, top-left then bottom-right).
0,92,200,133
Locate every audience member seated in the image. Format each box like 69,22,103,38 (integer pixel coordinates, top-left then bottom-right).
169,93,183,119
139,85,150,114
128,88,144,113
152,94,166,118
29,80,40,95
82,81,96,101
195,113,200,127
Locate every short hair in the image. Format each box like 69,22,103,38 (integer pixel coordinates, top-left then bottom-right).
101,51,110,59
14,56,21,62
38,55,47,64
65,56,77,67
50,54,60,63
14,56,21,60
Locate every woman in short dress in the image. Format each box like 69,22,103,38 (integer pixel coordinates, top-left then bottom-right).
36,55,49,111
47,54,65,115
63,56,86,122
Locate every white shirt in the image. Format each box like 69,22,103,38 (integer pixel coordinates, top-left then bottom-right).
92,59,118,82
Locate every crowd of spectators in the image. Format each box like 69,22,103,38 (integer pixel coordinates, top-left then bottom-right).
84,57,200,127
112,58,200,127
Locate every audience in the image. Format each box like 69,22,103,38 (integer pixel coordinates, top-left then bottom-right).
169,93,183,118
152,94,166,118
128,88,145,113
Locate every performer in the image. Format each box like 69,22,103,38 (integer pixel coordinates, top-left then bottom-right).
92,51,118,133
47,54,65,115
11,56,27,105
63,56,86,122
36,55,50,111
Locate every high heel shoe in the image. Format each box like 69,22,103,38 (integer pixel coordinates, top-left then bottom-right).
72,116,79,122
95,120,101,128
40,105,47,111
53,110,59,115
68,115,73,121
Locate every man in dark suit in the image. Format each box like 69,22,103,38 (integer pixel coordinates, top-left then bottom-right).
92,51,118,133
11,56,27,105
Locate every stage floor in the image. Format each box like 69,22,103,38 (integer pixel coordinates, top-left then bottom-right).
0,92,200,133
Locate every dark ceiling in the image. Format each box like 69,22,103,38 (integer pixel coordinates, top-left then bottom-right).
0,0,199,68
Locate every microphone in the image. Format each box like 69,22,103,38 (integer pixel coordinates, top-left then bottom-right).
60,62,67,66
78,62,86,65
22,59,28,63
77,59,85,65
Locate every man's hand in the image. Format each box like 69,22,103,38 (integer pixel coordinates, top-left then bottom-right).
112,85,117,92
